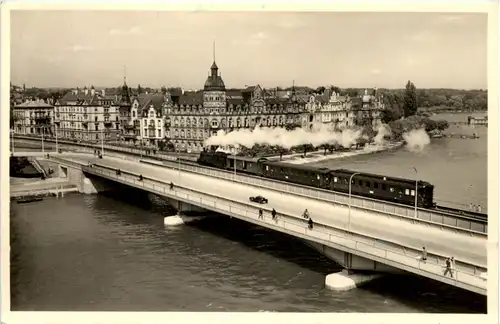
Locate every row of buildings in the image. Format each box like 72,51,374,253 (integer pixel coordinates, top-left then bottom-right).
11,59,384,153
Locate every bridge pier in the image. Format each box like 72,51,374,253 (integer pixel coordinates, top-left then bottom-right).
162,195,210,226
306,241,402,291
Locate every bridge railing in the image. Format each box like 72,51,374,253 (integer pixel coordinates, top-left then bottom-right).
75,162,486,295
19,136,487,235
137,158,488,237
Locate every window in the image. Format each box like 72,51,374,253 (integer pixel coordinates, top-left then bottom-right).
374,183,379,189
366,181,371,188
144,128,147,136
158,129,161,137
266,166,269,171
390,187,395,193
358,180,362,186
95,116,98,122
382,184,387,190
405,189,410,195
317,175,320,180
410,189,415,196
333,177,338,183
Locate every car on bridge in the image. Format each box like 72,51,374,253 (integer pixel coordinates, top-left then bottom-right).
249,195,268,204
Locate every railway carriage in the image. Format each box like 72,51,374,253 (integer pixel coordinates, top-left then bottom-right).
226,155,267,175
262,161,331,189
329,169,435,208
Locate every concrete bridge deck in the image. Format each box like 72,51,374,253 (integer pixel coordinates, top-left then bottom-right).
49,153,487,295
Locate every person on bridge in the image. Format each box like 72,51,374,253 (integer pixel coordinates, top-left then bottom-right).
303,209,309,219
170,182,174,190
271,208,277,220
139,174,143,181
258,209,263,219
116,169,121,176
477,205,482,213
308,218,314,230
420,247,427,263
443,257,454,278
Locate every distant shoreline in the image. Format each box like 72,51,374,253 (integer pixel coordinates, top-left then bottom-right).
273,142,404,165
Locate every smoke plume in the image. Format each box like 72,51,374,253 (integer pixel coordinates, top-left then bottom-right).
402,128,430,152
373,123,392,146
204,123,363,150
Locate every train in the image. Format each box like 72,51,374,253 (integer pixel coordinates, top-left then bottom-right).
197,150,435,208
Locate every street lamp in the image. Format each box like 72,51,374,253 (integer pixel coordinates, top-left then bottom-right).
55,123,58,153
101,128,104,157
413,167,418,218
11,128,15,154
348,172,361,231
41,126,45,153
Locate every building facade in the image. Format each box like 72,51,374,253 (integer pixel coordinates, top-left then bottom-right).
165,60,307,153
303,88,384,130
13,99,54,135
54,86,121,142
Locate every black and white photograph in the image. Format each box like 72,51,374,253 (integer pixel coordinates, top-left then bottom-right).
2,1,498,322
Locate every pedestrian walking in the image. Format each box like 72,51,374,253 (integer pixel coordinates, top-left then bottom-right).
308,218,314,230
258,209,263,219
420,247,427,263
271,208,277,220
443,257,454,278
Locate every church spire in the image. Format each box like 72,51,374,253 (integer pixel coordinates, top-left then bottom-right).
123,65,127,85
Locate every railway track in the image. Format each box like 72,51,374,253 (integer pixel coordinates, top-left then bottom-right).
434,205,487,222
163,157,488,224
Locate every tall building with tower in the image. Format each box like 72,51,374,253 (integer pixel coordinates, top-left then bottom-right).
165,44,307,153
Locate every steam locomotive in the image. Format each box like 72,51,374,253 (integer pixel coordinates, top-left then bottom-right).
197,151,435,208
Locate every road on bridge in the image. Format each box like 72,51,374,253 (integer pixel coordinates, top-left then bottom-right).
64,154,487,268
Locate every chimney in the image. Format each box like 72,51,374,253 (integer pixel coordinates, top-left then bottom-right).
101,89,105,96
91,88,96,96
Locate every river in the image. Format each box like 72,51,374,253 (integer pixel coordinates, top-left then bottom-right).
309,112,488,211
10,112,488,312
10,193,485,312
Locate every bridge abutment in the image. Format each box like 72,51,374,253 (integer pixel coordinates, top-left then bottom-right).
56,164,121,194
306,241,401,291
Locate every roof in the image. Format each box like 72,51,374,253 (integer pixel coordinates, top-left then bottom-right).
204,61,226,91
133,93,165,115
178,91,203,106
242,86,256,92
57,92,104,106
227,155,268,163
334,168,433,187
15,100,53,108
264,161,331,173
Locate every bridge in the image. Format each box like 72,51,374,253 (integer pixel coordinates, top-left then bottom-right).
42,152,487,295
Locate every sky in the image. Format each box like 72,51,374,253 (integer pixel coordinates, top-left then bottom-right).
10,11,488,90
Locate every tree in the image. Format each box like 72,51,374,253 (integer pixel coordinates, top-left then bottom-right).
329,85,341,94
436,120,449,132
315,86,326,94
403,80,418,117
